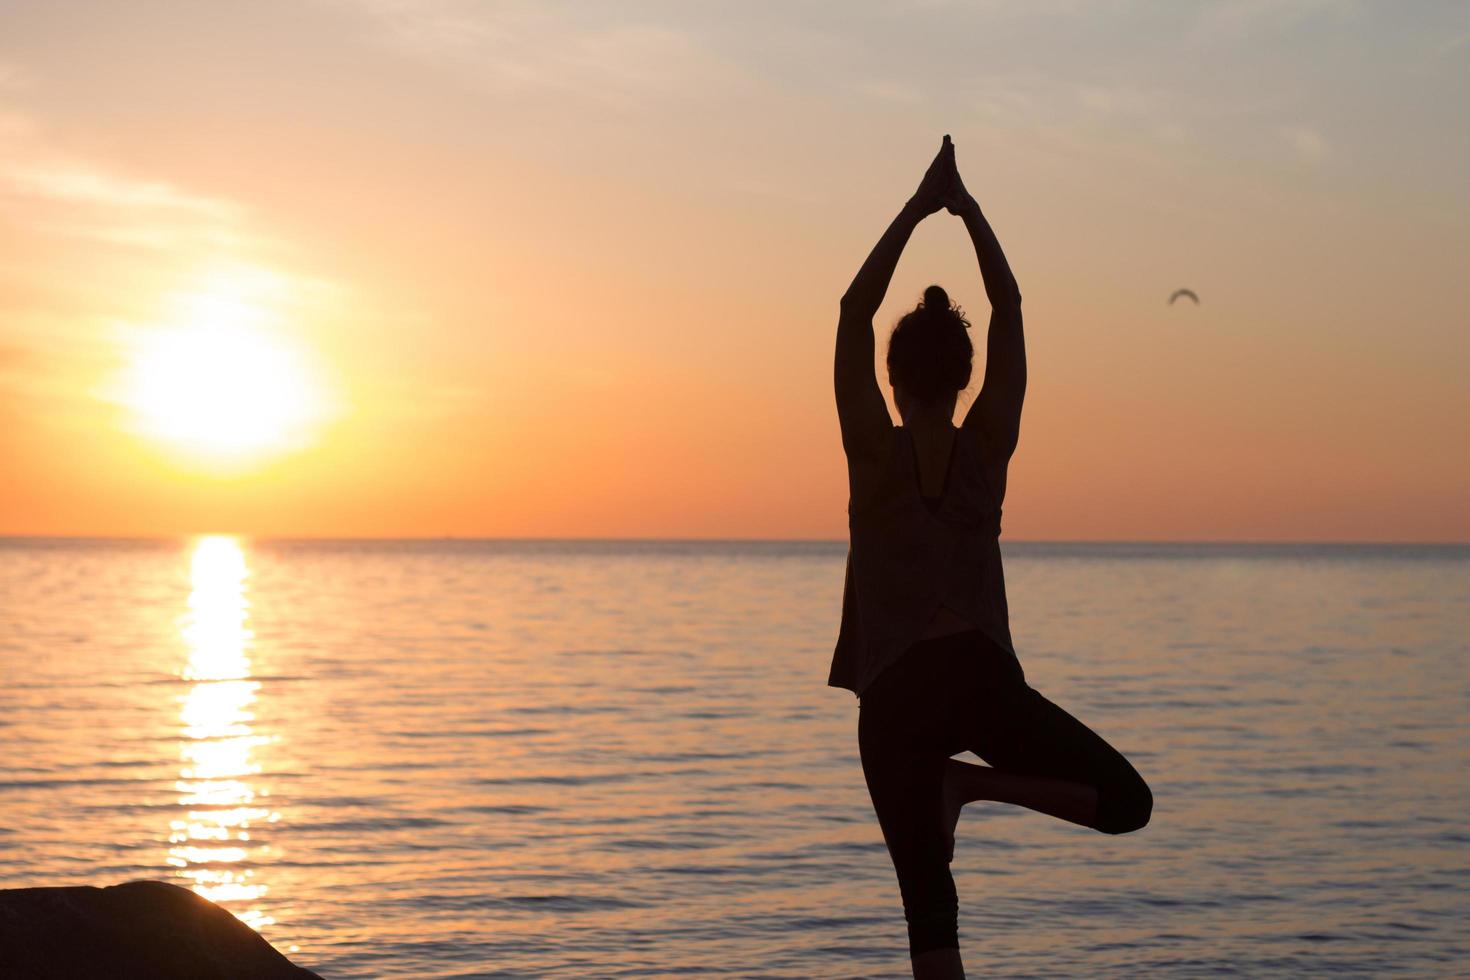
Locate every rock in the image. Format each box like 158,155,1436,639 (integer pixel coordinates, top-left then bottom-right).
0,880,321,979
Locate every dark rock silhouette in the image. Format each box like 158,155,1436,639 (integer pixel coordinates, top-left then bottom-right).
0,880,321,980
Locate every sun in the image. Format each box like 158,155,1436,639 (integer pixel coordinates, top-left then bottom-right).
119,268,330,467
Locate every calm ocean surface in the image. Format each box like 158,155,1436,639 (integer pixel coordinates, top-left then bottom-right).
1,537,1466,978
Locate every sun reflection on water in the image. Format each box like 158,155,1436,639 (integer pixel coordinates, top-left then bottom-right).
169,536,277,930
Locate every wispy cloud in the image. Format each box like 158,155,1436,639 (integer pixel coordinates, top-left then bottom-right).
1436,31,1470,59
0,61,32,90
334,0,741,110
0,109,262,253
1281,124,1330,164
1189,0,1358,43
1077,83,1170,118
4,167,240,217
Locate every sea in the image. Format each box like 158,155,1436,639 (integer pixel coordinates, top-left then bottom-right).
1,537,1466,978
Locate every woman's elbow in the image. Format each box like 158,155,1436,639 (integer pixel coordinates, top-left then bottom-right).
840,291,881,321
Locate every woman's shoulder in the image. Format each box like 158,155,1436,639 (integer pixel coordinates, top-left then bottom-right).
844,424,903,514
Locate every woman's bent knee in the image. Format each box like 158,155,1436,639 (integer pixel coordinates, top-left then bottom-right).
1095,773,1152,835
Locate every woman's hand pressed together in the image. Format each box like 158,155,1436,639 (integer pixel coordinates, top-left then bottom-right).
909,135,958,218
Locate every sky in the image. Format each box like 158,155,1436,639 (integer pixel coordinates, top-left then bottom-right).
2,0,1468,541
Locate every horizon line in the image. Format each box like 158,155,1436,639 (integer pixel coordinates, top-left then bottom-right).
2,534,1468,548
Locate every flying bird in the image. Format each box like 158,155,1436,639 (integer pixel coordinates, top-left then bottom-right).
1169,288,1200,306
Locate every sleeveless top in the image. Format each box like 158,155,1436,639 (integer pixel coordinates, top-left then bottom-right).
827,424,1016,698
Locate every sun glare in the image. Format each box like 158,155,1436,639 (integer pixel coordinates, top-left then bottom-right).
119,268,330,467
171,535,276,930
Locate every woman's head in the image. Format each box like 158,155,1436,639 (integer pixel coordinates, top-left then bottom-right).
886,285,972,420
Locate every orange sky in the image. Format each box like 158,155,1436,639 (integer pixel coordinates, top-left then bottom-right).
2,2,1468,540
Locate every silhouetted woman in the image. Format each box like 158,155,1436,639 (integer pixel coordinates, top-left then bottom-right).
830,136,1152,979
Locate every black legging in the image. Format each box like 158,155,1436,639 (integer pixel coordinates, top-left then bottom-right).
858,629,1152,956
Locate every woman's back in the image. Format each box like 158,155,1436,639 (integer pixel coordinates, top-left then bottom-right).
827,423,1015,699
911,423,957,500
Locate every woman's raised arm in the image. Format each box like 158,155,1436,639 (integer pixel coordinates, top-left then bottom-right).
950,161,1025,486
835,137,954,458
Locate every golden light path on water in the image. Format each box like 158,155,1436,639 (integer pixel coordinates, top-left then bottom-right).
169,535,278,931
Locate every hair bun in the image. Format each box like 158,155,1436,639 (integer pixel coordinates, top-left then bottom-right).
887,284,975,403
922,285,950,312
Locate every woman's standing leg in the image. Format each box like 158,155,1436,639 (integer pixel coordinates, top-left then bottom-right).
859,657,968,978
